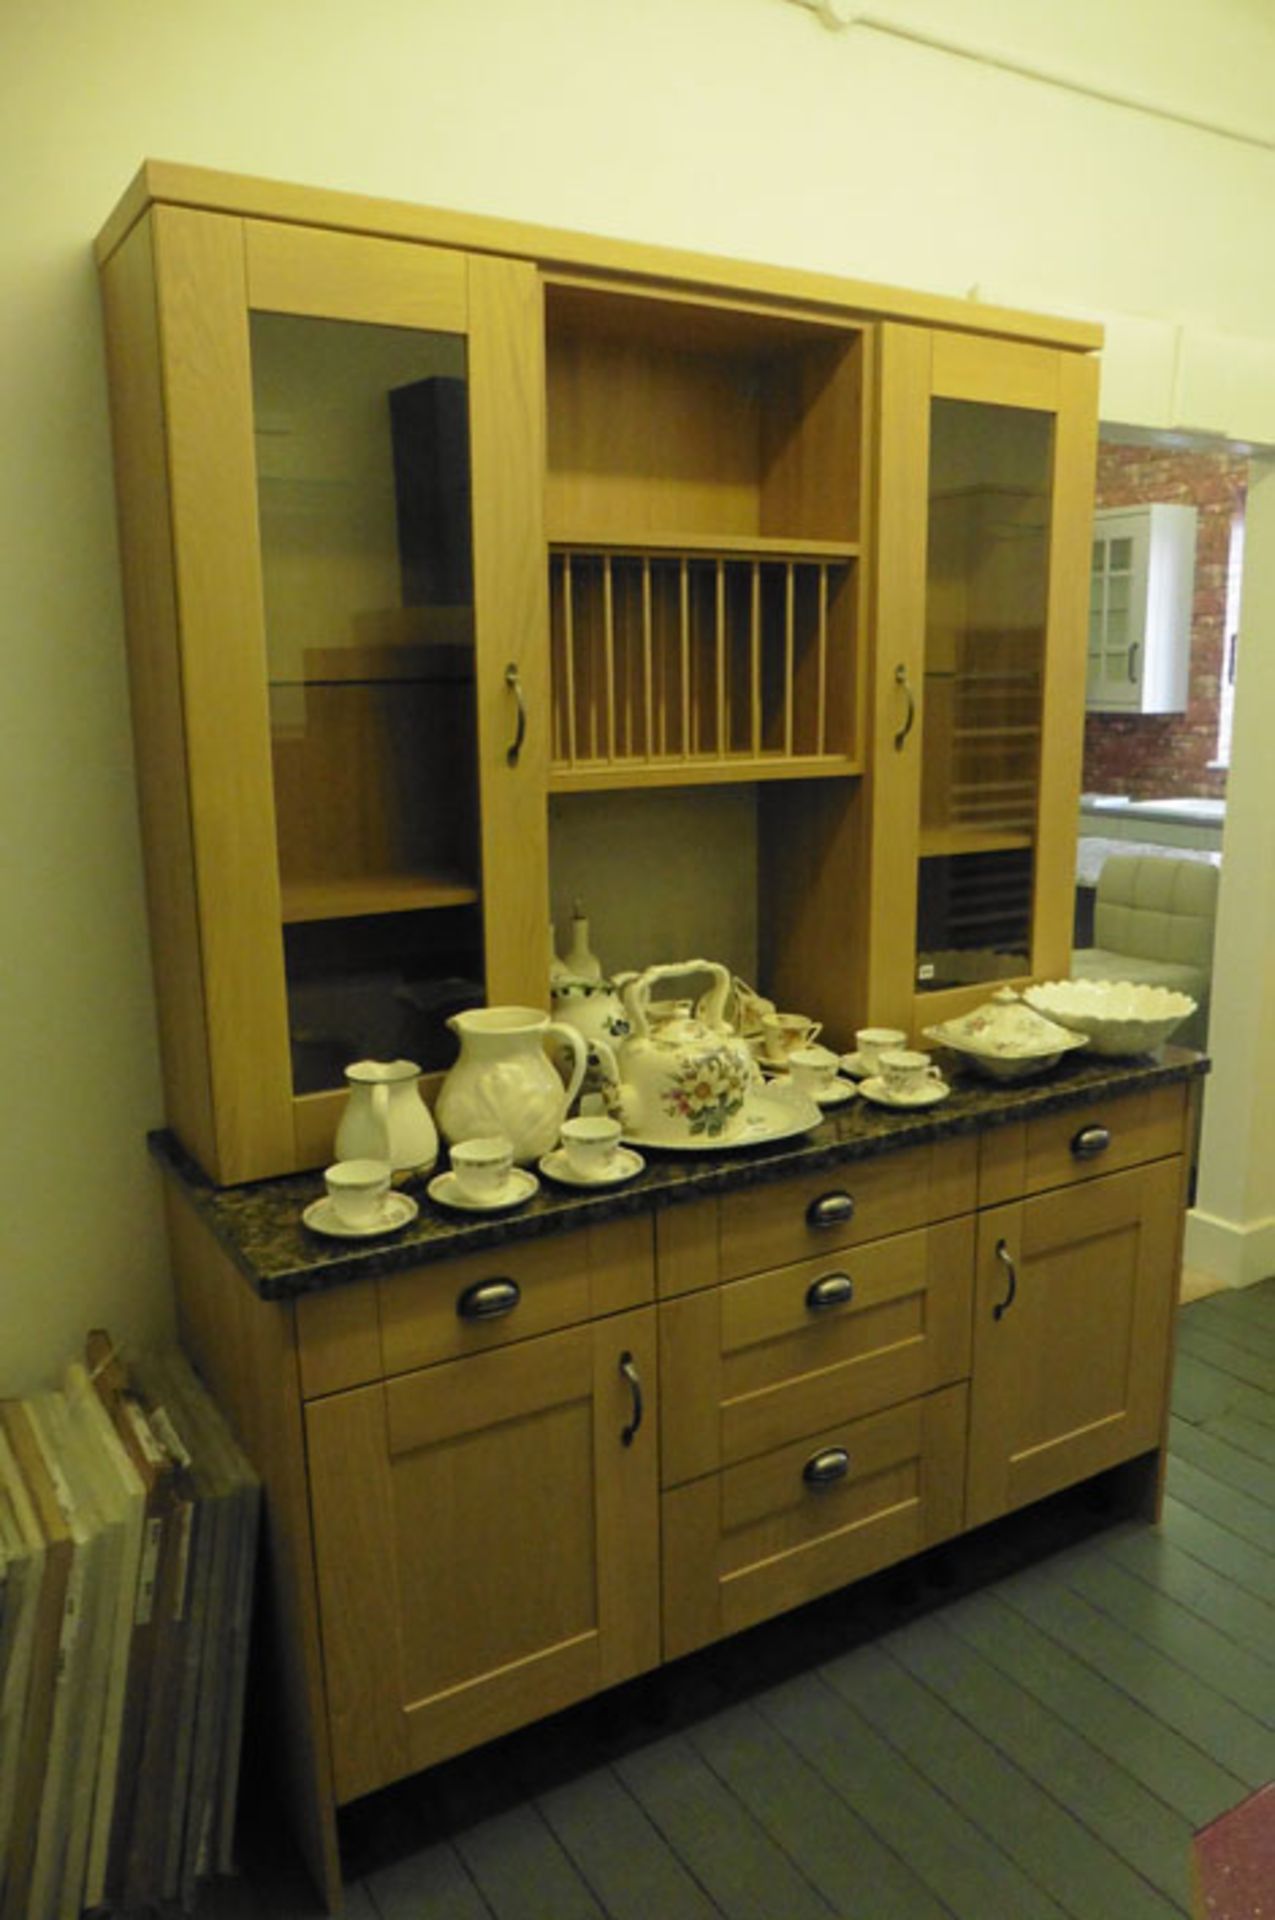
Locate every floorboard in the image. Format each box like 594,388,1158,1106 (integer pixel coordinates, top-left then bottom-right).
204,1281,1275,1920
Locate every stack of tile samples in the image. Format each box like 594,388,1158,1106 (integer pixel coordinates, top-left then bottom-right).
0,1335,260,1919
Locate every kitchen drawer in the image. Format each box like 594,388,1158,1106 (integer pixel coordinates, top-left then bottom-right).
662,1383,967,1659
659,1215,973,1485
715,1136,977,1283
295,1213,654,1397
979,1082,1188,1208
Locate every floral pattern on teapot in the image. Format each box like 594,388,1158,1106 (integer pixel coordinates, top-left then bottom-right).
662,1045,753,1138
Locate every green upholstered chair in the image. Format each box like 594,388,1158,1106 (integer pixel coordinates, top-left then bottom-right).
1071,852,1219,1052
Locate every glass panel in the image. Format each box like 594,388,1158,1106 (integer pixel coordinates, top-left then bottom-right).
250,313,483,1095
917,397,1052,991
1109,536,1133,571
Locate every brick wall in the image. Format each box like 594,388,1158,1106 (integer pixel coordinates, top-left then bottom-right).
1082,444,1247,798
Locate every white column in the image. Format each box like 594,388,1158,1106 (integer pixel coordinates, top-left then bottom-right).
1187,455,1275,1287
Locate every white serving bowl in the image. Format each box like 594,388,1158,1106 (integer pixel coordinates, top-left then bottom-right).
1023,979,1196,1057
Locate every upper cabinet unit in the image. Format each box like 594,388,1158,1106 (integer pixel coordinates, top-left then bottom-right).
99,210,548,1183
97,164,1101,1184
1086,503,1198,714
542,282,868,789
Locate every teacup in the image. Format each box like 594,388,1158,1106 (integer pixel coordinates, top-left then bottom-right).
762,1011,823,1065
878,1048,944,1099
450,1134,515,1202
323,1157,392,1227
560,1114,623,1180
786,1044,841,1100
854,1027,907,1075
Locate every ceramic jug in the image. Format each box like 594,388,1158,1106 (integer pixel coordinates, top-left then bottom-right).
334,1058,439,1175
434,1006,589,1163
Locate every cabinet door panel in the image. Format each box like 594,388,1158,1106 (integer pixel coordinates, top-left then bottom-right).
305,1306,658,1802
966,1159,1180,1527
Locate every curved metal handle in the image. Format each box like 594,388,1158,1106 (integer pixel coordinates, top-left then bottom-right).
1128,642,1140,685
619,1350,643,1447
1071,1125,1111,1161
456,1278,521,1321
893,662,916,750
803,1446,850,1488
805,1272,854,1313
807,1191,855,1230
993,1238,1018,1321
505,662,527,766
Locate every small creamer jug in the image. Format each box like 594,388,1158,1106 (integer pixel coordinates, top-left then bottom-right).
334,1058,439,1176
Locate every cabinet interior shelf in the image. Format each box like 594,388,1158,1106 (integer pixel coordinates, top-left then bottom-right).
280,871,479,924
919,827,1034,857
547,532,860,563
548,753,862,794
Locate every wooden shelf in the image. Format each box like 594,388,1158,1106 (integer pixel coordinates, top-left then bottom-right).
280,871,479,924
548,533,860,562
919,827,1034,858
549,754,862,793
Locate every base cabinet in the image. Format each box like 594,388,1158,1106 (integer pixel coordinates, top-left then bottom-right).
166,1075,1192,1909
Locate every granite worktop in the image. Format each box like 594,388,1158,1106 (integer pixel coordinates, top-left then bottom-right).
151,1046,1207,1301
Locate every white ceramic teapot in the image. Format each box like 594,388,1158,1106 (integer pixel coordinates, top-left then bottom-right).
434,1006,589,1163
591,960,759,1147
334,1058,439,1175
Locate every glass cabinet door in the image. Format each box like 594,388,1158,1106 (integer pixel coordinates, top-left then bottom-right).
250,311,485,1093
869,328,1097,1035
915,397,1053,995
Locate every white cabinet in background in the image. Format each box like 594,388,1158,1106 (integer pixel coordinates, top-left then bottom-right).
1087,503,1197,714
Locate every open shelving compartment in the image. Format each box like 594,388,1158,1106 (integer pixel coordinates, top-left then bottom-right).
542,276,874,1042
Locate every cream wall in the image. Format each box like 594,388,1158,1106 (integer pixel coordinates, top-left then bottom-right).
4,0,1274,1389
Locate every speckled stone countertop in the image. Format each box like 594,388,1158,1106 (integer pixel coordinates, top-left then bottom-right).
150,1047,1208,1301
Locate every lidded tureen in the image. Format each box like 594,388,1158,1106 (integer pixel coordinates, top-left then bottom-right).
923,986,1088,1081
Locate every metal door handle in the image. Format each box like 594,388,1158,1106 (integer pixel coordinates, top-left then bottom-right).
505,662,527,765
619,1350,643,1447
803,1447,850,1487
805,1272,854,1313
456,1278,521,1321
893,663,916,749
1128,642,1140,685
993,1238,1018,1320
807,1192,855,1229
1071,1125,1111,1160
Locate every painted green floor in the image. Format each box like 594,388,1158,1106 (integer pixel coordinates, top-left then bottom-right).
215,1279,1275,1920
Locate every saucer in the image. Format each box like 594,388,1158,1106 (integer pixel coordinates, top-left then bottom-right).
539,1145,646,1189
764,1071,857,1108
427,1167,539,1213
302,1191,420,1239
623,1087,820,1152
858,1075,950,1110
839,1051,886,1080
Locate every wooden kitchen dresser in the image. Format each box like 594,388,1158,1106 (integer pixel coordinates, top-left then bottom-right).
158,1055,1201,1909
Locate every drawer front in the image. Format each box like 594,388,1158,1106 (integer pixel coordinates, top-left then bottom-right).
379,1215,655,1376
979,1082,1188,1207
296,1214,655,1395
662,1383,967,1659
659,1215,974,1485
717,1135,976,1280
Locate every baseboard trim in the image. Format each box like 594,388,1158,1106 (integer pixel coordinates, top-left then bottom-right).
1184,1207,1275,1289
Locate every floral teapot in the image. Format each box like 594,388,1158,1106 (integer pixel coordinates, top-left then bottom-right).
590,960,759,1146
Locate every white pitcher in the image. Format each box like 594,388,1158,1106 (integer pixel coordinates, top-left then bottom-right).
334,1058,439,1175
434,1007,589,1163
